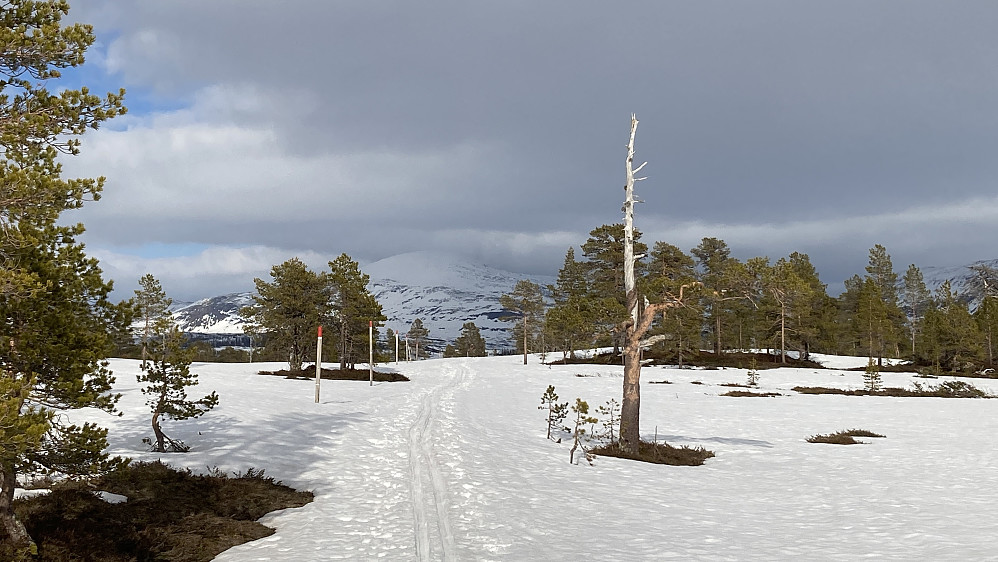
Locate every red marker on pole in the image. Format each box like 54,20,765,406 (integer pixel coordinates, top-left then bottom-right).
369,320,374,386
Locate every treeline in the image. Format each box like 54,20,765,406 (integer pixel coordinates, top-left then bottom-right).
502,224,998,375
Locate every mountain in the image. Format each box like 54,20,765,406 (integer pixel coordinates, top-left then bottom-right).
919,258,998,309
172,251,554,351
365,251,554,351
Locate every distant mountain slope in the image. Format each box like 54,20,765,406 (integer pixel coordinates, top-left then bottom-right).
170,252,554,351
366,251,554,351
920,258,998,309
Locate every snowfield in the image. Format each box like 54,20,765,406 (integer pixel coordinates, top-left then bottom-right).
66,356,998,561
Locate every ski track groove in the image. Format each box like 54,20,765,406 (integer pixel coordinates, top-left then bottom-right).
408,366,459,561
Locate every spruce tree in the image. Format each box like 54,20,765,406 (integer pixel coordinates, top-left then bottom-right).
0,1,128,549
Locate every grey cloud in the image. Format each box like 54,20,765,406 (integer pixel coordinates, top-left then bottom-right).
62,1,998,297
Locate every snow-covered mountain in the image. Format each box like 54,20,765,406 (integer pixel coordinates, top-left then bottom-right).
171,252,554,351
365,252,554,351
172,292,255,334
920,258,998,309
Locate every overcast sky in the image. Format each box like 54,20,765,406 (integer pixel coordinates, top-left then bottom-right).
59,1,998,301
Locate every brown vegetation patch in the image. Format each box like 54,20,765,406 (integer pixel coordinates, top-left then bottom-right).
721,390,783,397
793,380,992,398
261,366,409,382
590,441,715,466
12,461,313,561
807,429,885,445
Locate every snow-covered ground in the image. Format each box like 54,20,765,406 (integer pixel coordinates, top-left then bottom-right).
66,356,998,560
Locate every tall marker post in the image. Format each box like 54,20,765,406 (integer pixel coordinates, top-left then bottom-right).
314,326,322,403
369,320,374,386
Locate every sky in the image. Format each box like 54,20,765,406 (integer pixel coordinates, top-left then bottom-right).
56,1,998,301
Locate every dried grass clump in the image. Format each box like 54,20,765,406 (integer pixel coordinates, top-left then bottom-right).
590,440,715,466
807,429,885,445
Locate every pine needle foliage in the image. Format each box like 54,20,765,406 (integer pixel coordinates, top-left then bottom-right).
138,326,218,453
538,386,567,440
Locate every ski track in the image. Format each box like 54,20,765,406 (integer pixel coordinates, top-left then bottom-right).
407,365,457,561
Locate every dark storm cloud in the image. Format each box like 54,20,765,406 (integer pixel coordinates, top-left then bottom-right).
64,1,998,298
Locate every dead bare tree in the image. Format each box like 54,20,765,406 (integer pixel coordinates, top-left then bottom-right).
618,114,699,454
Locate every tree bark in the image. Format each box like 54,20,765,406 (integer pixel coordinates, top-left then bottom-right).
152,410,166,453
620,114,643,454
522,316,528,365
0,462,32,550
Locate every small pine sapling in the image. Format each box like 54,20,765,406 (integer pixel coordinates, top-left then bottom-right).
539,385,568,440
568,398,598,465
597,398,621,443
863,358,882,392
747,357,760,386
139,324,220,452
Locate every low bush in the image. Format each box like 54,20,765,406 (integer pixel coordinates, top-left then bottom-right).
721,390,783,397
262,366,409,382
14,461,313,561
807,429,885,445
590,441,715,466
793,380,992,398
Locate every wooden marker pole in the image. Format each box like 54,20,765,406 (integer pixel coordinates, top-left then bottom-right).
315,326,322,403
395,331,399,364
369,321,374,386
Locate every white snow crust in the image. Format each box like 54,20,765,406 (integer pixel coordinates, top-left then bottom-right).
66,356,998,560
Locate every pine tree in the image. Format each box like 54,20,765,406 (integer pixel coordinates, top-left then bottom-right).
544,247,612,359
692,237,734,355
134,274,173,367
240,258,331,372
920,281,982,373
0,1,128,549
581,224,642,353
596,398,621,443
642,242,701,365
864,245,905,366
538,385,568,440
138,324,218,453
568,398,597,465
327,254,385,370
453,322,487,357
763,256,816,363
499,279,545,364
901,264,931,358
974,297,998,368
407,318,430,360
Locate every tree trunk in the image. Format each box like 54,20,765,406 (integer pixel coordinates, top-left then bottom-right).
619,114,643,454
152,410,166,453
0,462,32,551
780,302,787,364
620,308,642,453
522,317,528,365
714,313,722,355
